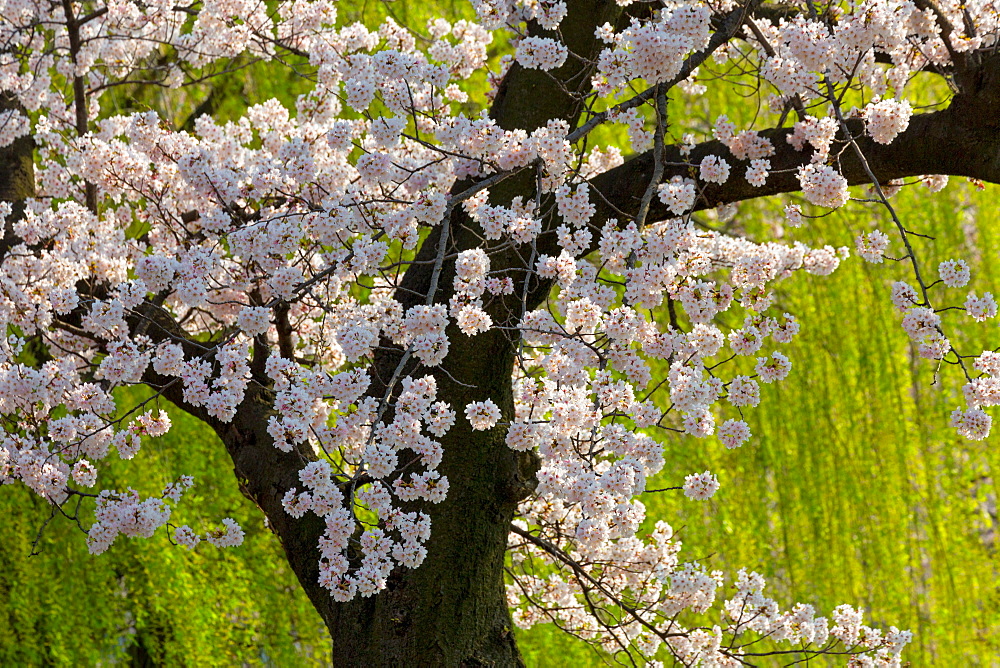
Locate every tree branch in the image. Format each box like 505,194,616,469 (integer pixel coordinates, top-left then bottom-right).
588,52,1000,227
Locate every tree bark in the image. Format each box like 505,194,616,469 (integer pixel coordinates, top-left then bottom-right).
0,92,35,236
308,2,619,663
325,329,528,666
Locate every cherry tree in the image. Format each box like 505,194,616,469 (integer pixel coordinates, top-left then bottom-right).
1,0,998,662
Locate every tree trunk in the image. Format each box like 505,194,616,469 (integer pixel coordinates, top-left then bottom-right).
191,270,536,665
325,330,529,666
0,92,35,235
207,330,532,666
206,2,620,660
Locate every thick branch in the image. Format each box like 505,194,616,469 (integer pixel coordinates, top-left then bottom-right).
61,0,98,213
589,55,1000,226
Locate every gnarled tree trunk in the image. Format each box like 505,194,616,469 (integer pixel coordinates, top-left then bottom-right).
324,328,529,666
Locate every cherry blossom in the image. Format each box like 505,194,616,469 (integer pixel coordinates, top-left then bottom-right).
14,0,1000,658
683,471,720,500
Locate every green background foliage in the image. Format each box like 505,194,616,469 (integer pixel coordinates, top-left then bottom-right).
516,182,1000,667
0,393,331,666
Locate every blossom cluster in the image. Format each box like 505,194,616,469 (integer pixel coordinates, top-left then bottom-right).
593,6,712,94
277,373,453,599
507,525,913,664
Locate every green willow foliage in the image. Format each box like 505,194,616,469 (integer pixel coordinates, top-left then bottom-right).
0,388,331,665
517,190,1000,668
517,188,1000,668
518,77,999,666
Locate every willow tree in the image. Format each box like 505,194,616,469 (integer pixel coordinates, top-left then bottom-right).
1,0,998,663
